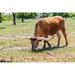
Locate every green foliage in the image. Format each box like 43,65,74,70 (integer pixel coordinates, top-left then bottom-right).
24,13,37,19
1,13,12,21
39,13,50,18
52,13,70,18
16,13,37,19
16,13,24,18
69,13,75,18
1,12,75,22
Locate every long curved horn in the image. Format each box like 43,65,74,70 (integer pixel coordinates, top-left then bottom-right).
14,34,32,39
36,35,57,41
25,34,57,40
26,36,48,40
24,35,32,39
36,37,49,41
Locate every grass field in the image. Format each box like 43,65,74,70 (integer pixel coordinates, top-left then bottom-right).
0,18,75,62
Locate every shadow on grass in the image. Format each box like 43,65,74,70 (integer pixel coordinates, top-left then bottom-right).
0,57,13,62
0,27,5,29
0,59,12,62
33,45,67,53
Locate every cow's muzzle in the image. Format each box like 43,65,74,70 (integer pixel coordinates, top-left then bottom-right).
32,48,36,51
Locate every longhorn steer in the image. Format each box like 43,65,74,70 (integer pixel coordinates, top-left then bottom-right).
30,16,68,51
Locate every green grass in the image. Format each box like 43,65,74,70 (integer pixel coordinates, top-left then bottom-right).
0,47,75,62
65,18,75,32
0,18,75,62
0,19,36,34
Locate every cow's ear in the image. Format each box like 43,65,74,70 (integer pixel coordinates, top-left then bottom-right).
30,38,37,40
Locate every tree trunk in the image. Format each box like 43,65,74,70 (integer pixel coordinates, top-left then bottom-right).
22,17,24,22
0,13,2,22
12,13,16,25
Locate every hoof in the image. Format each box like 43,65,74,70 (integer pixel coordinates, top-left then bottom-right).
65,42,68,46
66,43,68,46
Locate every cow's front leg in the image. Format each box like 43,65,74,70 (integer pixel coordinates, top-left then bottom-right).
46,41,51,48
43,40,46,48
43,40,51,48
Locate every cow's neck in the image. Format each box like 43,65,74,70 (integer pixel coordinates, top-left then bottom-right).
34,33,44,37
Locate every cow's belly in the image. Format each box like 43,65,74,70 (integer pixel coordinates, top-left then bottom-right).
49,31,58,35
48,27,60,35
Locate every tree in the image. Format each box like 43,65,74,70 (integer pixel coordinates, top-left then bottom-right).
39,13,50,18
21,13,24,22
12,13,16,25
0,13,2,23
16,13,24,22
24,13,37,19
16,13,37,21
52,13,70,18
69,13,75,17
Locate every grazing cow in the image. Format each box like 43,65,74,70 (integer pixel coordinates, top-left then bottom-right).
30,16,68,51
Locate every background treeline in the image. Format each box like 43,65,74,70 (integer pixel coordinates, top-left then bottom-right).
0,12,75,24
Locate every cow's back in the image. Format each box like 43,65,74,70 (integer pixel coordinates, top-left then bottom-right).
35,16,65,37
42,16,64,25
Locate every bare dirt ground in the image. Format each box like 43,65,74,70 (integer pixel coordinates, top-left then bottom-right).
0,32,75,62
0,32,75,50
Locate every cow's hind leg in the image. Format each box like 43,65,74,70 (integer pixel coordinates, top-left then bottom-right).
57,32,61,47
61,27,68,46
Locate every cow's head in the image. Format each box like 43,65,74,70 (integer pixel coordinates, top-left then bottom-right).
24,35,40,51
24,35,49,51
30,37,40,51
30,37,49,51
